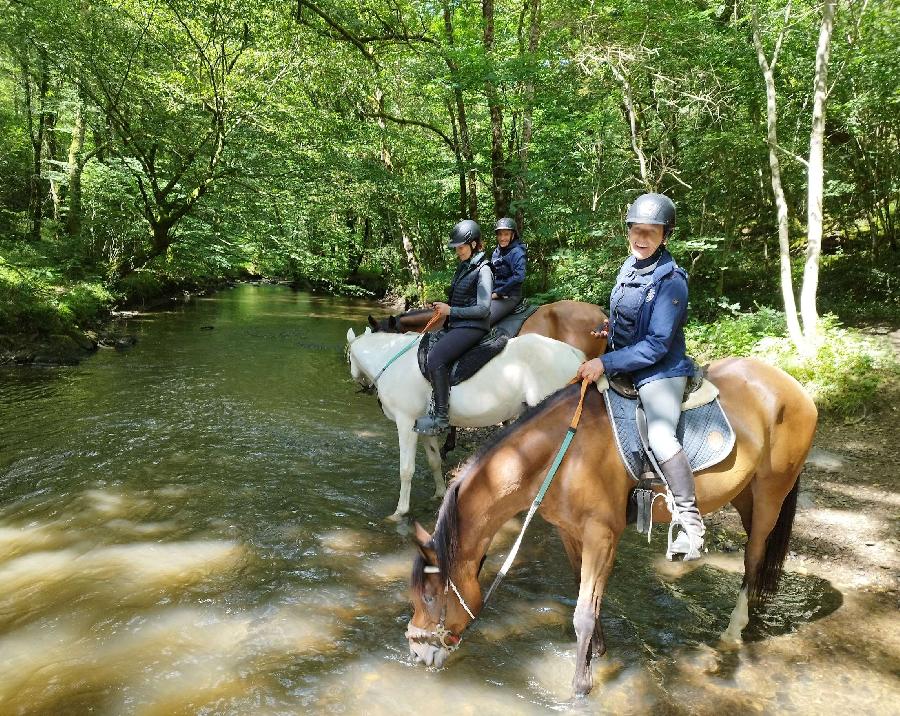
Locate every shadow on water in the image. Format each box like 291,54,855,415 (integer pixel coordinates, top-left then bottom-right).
0,286,893,715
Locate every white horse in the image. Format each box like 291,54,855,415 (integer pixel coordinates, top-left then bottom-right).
346,327,586,520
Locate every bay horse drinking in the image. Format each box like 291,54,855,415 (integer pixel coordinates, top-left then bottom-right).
406,357,817,695
346,328,586,520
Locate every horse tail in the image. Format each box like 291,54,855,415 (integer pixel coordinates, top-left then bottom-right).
748,475,800,604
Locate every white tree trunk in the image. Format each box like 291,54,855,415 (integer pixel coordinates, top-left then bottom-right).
800,0,837,351
752,7,805,351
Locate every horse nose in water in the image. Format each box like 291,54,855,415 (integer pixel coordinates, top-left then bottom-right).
408,639,449,668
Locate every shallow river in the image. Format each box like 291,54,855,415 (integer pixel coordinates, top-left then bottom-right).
0,285,891,714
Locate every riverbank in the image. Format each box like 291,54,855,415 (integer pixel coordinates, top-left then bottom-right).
0,278,238,366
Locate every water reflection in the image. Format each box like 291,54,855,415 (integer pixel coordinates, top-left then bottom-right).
0,286,891,714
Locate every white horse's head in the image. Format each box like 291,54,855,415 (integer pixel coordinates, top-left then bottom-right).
346,326,373,388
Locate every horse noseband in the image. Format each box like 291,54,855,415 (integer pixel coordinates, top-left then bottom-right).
418,564,476,653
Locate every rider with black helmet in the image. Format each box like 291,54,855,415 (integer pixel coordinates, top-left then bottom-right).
414,219,493,435
489,217,528,325
577,193,705,560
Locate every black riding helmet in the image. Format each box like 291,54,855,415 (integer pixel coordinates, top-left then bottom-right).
626,193,676,238
494,217,518,239
447,219,482,249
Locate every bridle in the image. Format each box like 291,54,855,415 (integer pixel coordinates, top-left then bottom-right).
411,565,477,652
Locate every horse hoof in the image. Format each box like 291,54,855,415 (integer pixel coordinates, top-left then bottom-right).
719,630,743,647
573,680,593,698
385,511,407,523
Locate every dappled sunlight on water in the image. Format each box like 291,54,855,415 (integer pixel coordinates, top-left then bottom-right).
0,286,895,713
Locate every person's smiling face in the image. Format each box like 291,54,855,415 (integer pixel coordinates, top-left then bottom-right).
628,223,665,260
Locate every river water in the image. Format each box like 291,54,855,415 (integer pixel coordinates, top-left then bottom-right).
0,285,893,714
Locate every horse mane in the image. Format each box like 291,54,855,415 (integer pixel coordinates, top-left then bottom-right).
410,481,460,596
411,382,582,596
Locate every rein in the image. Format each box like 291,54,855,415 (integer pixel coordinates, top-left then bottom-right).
418,378,592,650
362,310,442,393
482,377,591,605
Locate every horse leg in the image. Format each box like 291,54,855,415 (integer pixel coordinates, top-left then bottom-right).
423,436,446,500
560,529,605,658
390,418,418,521
572,524,618,697
722,476,798,643
722,485,754,642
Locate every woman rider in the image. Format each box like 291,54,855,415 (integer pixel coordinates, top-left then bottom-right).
414,219,493,436
489,217,527,325
576,193,704,560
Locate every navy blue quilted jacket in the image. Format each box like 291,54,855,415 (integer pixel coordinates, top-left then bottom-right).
600,249,694,388
490,240,527,298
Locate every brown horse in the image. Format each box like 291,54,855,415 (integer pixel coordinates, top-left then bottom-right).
368,300,608,360
406,357,817,696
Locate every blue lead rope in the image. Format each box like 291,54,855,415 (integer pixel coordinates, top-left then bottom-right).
368,310,442,388
482,379,591,606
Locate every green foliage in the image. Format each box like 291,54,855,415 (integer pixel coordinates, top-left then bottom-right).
686,306,788,361
0,0,896,397
818,252,900,322
0,263,68,334
689,309,899,415
754,315,899,415
531,242,622,306
57,282,115,327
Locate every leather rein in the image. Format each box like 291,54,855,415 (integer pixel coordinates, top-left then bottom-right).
356,309,443,395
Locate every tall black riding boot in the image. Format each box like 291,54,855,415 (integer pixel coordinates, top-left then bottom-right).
659,449,705,561
414,368,451,435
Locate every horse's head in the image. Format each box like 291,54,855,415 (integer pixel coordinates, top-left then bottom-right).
345,326,373,390
367,314,401,333
406,519,480,668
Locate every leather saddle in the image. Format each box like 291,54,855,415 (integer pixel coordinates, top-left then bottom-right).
417,300,538,386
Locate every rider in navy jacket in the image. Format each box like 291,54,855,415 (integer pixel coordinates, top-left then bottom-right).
491,238,526,299
489,217,527,326
578,193,705,562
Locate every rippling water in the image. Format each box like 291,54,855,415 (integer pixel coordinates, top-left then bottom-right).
0,285,892,714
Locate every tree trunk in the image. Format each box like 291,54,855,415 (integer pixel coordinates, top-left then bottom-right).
23,55,49,241
446,98,467,218
375,87,425,299
45,106,61,222
608,60,651,192
397,214,425,300
514,0,541,235
66,90,87,237
752,9,805,351
482,0,509,217
442,1,478,219
800,0,837,350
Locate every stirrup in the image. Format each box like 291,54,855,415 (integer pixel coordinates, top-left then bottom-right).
666,526,704,561
414,414,450,436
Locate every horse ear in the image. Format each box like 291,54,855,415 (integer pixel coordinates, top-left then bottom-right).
413,521,433,548
367,315,379,332
363,326,372,336
389,316,398,331
346,327,357,344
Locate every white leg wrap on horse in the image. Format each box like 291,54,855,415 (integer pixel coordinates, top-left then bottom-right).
722,587,750,643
